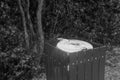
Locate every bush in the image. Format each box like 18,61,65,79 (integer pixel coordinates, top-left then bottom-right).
0,0,44,80
42,0,120,45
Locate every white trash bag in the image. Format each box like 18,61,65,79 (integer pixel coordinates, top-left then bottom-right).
56,38,93,53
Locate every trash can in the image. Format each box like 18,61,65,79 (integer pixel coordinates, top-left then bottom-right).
44,38,107,80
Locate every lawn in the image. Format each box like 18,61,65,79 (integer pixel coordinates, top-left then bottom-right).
105,47,120,80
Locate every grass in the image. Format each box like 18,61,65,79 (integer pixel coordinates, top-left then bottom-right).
105,47,120,80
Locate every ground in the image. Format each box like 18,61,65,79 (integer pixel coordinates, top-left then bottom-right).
105,47,120,80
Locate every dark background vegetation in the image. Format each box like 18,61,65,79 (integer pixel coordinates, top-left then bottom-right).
0,0,120,80
0,0,44,80
43,0,120,45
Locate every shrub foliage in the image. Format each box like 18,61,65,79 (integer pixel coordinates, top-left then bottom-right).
42,0,120,45
0,0,44,80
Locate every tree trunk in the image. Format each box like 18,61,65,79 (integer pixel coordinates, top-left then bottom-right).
37,0,44,59
18,0,44,79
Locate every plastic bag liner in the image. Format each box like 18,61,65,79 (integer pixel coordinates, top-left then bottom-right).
56,38,93,53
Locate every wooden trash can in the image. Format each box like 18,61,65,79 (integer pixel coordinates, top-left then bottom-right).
44,39,107,80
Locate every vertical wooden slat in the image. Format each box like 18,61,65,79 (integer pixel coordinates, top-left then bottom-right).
92,50,100,80
54,48,68,80
46,56,50,80
47,56,54,80
78,52,85,80
53,60,63,80
54,67,58,80
49,44,55,80
99,56,105,80
45,42,53,80
69,53,78,80
53,52,59,80
78,62,85,80
57,67,63,80
92,58,99,80
53,59,61,80
62,66,68,80
99,47,106,80
62,53,69,80
92,47,106,80
51,57,55,80
45,42,54,80
84,50,93,80
85,61,92,80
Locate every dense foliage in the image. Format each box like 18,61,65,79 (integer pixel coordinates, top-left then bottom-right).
42,0,120,45
0,0,44,80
